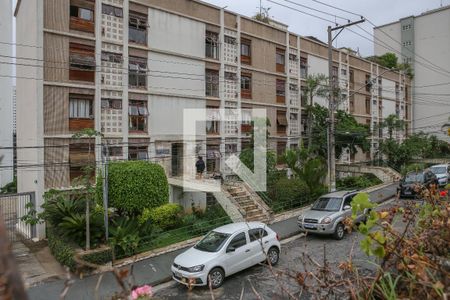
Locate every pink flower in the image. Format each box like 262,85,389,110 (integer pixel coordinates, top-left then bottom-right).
440,190,448,197
131,285,153,300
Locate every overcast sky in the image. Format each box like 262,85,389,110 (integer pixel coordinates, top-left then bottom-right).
203,0,449,57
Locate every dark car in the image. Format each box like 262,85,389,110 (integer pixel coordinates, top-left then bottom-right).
398,170,438,198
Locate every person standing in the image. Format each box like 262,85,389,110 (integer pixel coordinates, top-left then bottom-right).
195,156,205,179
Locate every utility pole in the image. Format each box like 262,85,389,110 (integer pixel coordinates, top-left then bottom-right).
327,18,365,192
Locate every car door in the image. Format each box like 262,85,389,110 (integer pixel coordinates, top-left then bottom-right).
248,228,268,265
223,231,252,275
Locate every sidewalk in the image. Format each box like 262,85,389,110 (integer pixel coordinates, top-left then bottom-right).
27,183,397,300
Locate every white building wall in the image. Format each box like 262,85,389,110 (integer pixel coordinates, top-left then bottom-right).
374,7,450,141
374,23,401,57
148,8,205,58
15,0,45,238
381,78,396,100
0,0,14,188
413,9,450,139
308,55,328,107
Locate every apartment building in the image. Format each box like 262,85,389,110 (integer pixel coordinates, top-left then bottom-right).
0,0,14,188
374,5,450,141
15,0,410,236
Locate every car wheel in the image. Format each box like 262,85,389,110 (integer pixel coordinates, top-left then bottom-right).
208,267,225,289
333,223,345,240
267,247,280,266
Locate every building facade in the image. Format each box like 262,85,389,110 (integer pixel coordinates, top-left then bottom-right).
374,5,450,141
15,0,411,237
0,0,14,188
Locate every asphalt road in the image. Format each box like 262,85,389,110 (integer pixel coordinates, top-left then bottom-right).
153,196,405,300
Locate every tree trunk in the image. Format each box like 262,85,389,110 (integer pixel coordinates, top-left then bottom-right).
307,92,314,150
86,142,91,250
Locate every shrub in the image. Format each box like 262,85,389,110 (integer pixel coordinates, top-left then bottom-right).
97,161,169,216
148,203,183,230
337,174,383,190
181,214,198,226
109,217,141,257
268,178,311,212
47,227,76,271
81,249,113,266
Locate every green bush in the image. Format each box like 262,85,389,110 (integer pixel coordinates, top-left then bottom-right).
47,227,76,271
97,161,169,216
181,214,198,226
337,174,383,190
81,249,113,266
268,178,311,213
148,203,183,230
109,217,141,257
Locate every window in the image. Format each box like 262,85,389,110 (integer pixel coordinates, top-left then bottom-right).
70,97,93,119
69,43,95,82
227,232,247,250
129,146,148,160
402,24,412,31
301,87,307,106
69,143,95,183
101,52,122,63
129,12,147,45
276,48,285,73
365,75,372,92
206,31,219,60
349,94,355,113
69,0,94,32
205,69,219,97
70,6,93,21
289,84,298,92
341,68,347,76
332,66,338,84
289,53,298,61
402,40,412,46
102,4,123,17
206,120,220,135
108,146,123,157
225,72,237,81
276,80,286,95
300,57,308,78
277,111,287,135
129,57,147,88
129,101,148,132
248,228,268,242
101,99,122,109
241,73,252,99
241,39,251,65
365,96,371,114
224,36,236,45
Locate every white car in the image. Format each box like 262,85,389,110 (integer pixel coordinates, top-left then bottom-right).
430,164,450,187
171,222,281,288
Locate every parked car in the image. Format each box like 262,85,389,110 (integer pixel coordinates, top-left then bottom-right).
171,222,281,289
398,170,438,198
297,190,368,240
429,164,450,187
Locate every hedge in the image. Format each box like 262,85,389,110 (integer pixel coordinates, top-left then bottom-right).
47,227,76,272
144,203,183,230
81,248,113,266
267,178,311,212
97,161,169,215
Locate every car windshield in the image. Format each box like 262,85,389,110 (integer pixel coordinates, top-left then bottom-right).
194,231,231,253
430,167,447,174
311,197,342,211
405,173,424,183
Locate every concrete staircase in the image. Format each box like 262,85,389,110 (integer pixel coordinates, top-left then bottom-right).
223,182,272,223
336,163,401,183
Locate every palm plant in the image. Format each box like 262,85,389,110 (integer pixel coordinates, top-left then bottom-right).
379,114,406,140
302,74,328,150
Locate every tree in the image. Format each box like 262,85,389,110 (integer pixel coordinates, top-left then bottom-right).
378,53,398,69
308,104,371,159
302,74,328,150
72,128,103,250
378,114,406,140
240,117,276,173
284,146,327,198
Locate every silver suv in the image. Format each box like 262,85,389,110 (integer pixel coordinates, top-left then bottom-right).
297,191,367,240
